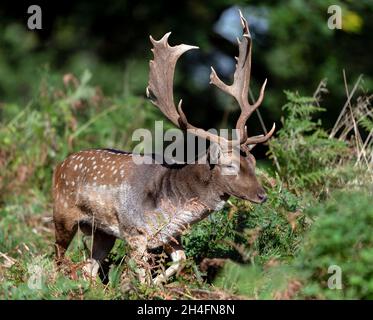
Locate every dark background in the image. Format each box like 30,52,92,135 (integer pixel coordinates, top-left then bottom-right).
0,0,372,156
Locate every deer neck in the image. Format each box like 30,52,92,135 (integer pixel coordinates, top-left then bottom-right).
149,162,227,213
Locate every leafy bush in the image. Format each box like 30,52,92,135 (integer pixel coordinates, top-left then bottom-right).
183,171,307,265
297,191,373,299
214,191,373,299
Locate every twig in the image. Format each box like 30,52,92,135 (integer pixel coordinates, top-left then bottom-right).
330,74,363,138
0,252,17,267
313,78,328,103
248,87,281,172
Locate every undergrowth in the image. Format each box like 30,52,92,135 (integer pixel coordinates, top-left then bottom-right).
268,90,350,196
0,73,372,299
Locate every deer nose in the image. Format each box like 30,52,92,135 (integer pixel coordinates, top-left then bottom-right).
257,192,267,203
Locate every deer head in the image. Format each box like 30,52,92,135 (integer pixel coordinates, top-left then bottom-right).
146,10,275,204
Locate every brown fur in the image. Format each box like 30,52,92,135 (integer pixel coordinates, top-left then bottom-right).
53,148,266,277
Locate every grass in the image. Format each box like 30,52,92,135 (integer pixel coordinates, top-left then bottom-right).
0,71,372,299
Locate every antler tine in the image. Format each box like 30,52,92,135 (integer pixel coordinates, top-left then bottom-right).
147,32,232,146
244,122,276,145
176,99,232,146
210,10,273,145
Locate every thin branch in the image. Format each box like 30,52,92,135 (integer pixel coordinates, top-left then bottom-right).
330,74,363,138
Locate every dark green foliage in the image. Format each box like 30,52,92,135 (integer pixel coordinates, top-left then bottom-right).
297,191,373,299
1,1,372,134
212,191,373,299
268,91,349,194
183,179,307,265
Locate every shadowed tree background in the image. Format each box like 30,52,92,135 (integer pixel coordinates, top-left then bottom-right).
0,0,372,141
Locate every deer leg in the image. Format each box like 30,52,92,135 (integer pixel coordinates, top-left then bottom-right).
153,243,186,285
126,235,152,284
54,213,78,263
83,229,116,278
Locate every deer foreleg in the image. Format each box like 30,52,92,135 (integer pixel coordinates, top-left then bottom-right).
153,244,186,285
128,235,152,284
82,230,116,279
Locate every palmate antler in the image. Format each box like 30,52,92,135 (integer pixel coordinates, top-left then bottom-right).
146,10,275,152
146,32,228,146
210,10,275,147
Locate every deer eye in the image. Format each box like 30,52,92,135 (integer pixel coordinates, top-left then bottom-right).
226,164,237,169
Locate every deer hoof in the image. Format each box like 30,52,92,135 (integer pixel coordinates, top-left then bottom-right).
153,275,167,286
82,258,100,279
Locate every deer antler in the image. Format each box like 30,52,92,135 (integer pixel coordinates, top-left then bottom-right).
146,32,196,127
210,10,275,147
146,10,275,151
146,32,232,146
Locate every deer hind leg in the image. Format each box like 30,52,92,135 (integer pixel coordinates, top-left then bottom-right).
82,229,116,278
54,208,78,264
153,243,186,285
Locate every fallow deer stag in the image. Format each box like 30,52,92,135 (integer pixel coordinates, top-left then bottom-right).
53,10,275,285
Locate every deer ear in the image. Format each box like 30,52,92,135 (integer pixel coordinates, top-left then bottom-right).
246,143,256,152
208,143,221,165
